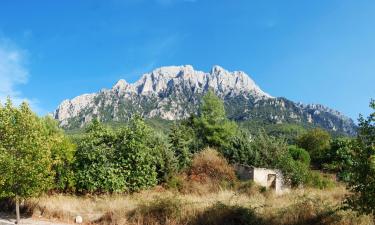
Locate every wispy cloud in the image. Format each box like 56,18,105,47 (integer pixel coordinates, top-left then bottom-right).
0,37,43,114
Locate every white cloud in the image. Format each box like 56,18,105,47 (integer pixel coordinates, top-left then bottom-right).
0,37,42,113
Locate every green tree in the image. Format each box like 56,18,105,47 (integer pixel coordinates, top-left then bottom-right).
74,120,126,193
297,128,331,166
43,116,76,191
345,100,375,215
194,90,237,149
150,132,177,182
116,115,158,191
323,138,354,182
224,130,260,165
0,99,53,223
169,123,192,170
251,131,289,168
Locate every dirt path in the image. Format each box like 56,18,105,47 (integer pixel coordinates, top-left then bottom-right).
0,217,70,225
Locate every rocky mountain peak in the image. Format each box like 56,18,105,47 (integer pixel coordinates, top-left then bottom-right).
53,65,356,136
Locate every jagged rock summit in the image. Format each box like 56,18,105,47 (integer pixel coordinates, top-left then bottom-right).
110,65,272,97
54,65,356,135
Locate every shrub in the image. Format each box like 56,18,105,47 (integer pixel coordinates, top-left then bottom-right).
189,148,236,184
165,175,185,191
193,202,263,225
74,121,126,193
289,145,311,166
306,171,335,189
278,154,310,187
129,196,183,225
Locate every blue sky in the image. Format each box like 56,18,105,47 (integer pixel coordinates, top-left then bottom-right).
0,0,374,120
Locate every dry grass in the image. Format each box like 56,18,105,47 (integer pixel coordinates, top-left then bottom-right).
26,184,374,225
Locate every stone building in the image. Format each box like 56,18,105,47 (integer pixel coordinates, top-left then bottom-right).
234,164,290,194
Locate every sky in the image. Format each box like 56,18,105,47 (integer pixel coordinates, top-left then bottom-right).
0,0,374,120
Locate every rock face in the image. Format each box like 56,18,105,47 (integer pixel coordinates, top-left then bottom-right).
54,65,356,135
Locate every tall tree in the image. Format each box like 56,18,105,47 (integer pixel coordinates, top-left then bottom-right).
194,90,237,149
0,99,53,224
345,100,375,215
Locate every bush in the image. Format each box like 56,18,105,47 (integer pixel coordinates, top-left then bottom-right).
289,145,311,166
189,148,236,184
74,121,126,193
306,171,335,189
193,202,263,225
129,196,183,225
278,154,310,187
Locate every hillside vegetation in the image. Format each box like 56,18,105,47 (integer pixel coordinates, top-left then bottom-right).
0,94,374,225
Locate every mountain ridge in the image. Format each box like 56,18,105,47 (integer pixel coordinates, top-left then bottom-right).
54,65,356,135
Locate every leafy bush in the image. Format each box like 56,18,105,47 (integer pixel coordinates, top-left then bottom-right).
224,130,260,165
115,115,158,192
74,121,126,193
322,138,354,182
305,171,335,189
288,145,311,166
278,154,309,187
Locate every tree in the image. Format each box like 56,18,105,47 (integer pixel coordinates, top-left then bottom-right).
323,138,355,182
345,100,375,215
224,130,260,165
194,90,237,149
169,123,192,171
74,120,126,193
43,116,76,191
297,128,331,166
150,132,177,182
116,115,158,191
0,99,53,224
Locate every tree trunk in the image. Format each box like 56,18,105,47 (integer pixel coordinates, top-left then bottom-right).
15,196,20,224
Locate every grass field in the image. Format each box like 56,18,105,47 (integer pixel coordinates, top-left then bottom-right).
25,184,373,225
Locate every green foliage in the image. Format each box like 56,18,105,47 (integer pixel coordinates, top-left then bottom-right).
297,128,332,166
116,115,158,191
169,123,192,171
224,130,260,165
43,116,76,191
194,90,238,149
250,132,289,168
277,154,309,187
323,138,355,182
345,100,375,215
0,99,53,199
149,132,177,182
288,145,311,166
74,120,126,193
305,171,335,189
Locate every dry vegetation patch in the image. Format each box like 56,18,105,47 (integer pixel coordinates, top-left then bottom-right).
22,184,374,225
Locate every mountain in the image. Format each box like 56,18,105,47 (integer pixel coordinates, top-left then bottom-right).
54,65,356,135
